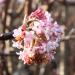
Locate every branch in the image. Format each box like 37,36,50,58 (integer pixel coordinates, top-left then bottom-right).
0,52,18,56
0,32,14,40
0,32,75,41
61,35,75,41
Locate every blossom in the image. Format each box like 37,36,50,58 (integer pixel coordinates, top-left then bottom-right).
13,28,22,37
18,50,35,64
12,8,62,64
29,8,46,20
12,41,23,49
32,21,45,35
21,25,26,31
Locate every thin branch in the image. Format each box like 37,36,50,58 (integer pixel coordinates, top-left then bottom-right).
0,32,75,41
61,35,75,41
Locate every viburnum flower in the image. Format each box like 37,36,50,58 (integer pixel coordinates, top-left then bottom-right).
12,8,62,64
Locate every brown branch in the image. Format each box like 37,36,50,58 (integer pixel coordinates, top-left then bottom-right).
61,35,75,41
0,32,75,41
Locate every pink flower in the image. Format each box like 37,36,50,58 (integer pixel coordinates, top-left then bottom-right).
45,11,53,24
13,8,62,64
12,41,22,49
13,28,22,37
18,50,35,64
24,31,34,42
29,8,46,20
21,25,26,31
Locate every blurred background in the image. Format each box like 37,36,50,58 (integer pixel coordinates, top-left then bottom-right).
0,0,75,75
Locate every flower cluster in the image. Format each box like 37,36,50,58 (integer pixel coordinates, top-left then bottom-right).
13,8,62,64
